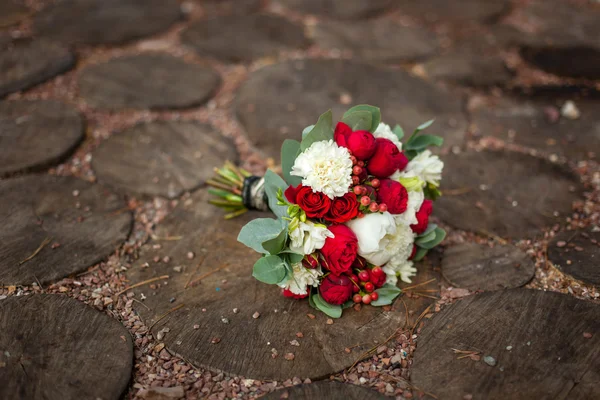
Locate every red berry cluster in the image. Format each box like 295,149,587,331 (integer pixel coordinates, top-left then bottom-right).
348,263,384,304
349,154,388,218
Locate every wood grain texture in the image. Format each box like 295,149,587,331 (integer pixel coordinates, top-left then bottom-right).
0,294,133,400
0,175,132,285
0,39,75,98
442,243,535,291
276,0,395,19
32,0,181,45
181,14,311,63
0,100,84,176
0,1,29,28
235,59,467,159
411,289,600,400
548,228,600,287
436,150,582,239
78,54,221,110
91,121,237,199
262,381,386,400
314,18,438,63
125,189,441,380
395,0,510,22
471,97,600,160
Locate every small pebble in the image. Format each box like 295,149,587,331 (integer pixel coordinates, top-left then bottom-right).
221,318,229,324
169,297,176,303
252,312,260,319
326,319,333,325
211,337,221,344
186,252,195,259
193,324,200,329
583,332,593,339
296,332,304,338
483,356,497,366
284,353,295,361
173,266,182,272
162,256,171,263
506,346,513,351
307,313,316,319
561,100,580,120
233,308,239,313
556,241,567,248
290,340,300,347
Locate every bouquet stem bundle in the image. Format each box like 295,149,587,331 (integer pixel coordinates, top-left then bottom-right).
207,161,252,219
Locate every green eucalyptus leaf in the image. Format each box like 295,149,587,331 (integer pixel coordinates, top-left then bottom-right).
302,125,315,138
343,105,381,132
264,170,289,218
418,227,446,250
393,124,404,140
371,283,402,306
300,110,333,151
281,139,302,186
286,252,304,265
253,255,287,284
405,134,444,151
262,219,289,255
342,300,355,309
413,247,429,261
341,110,372,131
238,218,286,254
313,293,343,318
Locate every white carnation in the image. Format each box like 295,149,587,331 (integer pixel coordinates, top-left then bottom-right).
278,263,322,295
347,213,414,266
373,123,402,151
400,150,443,188
383,259,417,284
289,221,334,255
394,190,424,226
290,140,353,199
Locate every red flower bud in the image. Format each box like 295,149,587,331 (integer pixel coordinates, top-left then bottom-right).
346,130,377,160
334,122,352,148
302,253,319,269
376,179,409,215
319,274,353,305
367,138,409,178
411,200,433,234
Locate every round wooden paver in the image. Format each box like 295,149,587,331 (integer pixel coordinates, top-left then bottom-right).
411,289,600,399
0,40,75,98
78,54,221,110
395,0,510,23
548,228,600,288
442,243,535,291
235,59,467,159
511,2,600,80
313,18,438,63
0,1,30,28
0,294,133,400
125,189,441,380
91,121,237,199
0,100,84,177
420,52,512,87
181,14,311,63
32,0,181,46
0,175,132,285
470,97,600,160
202,0,263,15
262,381,386,400
435,150,581,239
276,0,395,19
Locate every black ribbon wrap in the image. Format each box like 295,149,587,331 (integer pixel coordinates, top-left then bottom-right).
241,175,269,211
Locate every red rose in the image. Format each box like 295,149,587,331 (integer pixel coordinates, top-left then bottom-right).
285,184,331,218
334,122,352,148
320,225,358,275
302,253,319,269
319,274,353,305
367,138,409,178
283,289,308,299
346,130,376,160
368,268,387,288
325,193,359,223
377,179,408,214
408,244,417,260
411,200,433,234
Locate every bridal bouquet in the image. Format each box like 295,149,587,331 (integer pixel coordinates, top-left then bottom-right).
209,105,445,318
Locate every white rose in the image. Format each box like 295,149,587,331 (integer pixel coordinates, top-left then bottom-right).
347,212,407,266
373,123,402,151
289,221,334,255
394,190,424,226
401,150,443,188
383,259,417,284
278,263,322,295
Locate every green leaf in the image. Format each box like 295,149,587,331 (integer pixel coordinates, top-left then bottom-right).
286,252,304,264
343,105,381,132
253,255,288,285
302,125,315,139
300,110,333,151
238,218,286,254
417,223,438,239
313,293,343,318
415,224,438,245
371,284,402,306
342,300,355,309
281,139,302,186
308,290,317,309
262,219,289,255
393,124,404,140
419,227,446,250
405,134,444,151
264,170,289,218
341,110,372,131
416,119,435,132
413,247,429,261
